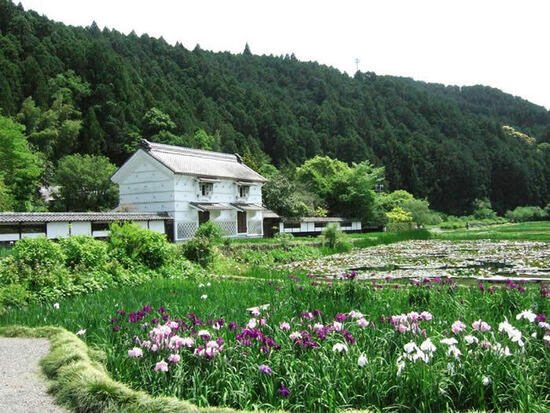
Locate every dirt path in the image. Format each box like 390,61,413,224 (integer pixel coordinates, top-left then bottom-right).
0,337,68,412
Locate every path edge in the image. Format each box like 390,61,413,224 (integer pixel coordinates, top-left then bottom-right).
0,325,251,413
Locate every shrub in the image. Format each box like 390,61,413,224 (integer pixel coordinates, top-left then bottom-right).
59,235,108,269
194,221,223,244
439,220,465,230
12,237,66,272
401,199,442,226
180,236,215,267
108,223,171,269
273,232,294,250
321,223,344,248
505,206,547,223
0,283,33,308
0,256,19,286
472,198,498,220
333,239,352,253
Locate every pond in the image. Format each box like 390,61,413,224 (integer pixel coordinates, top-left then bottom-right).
283,240,550,282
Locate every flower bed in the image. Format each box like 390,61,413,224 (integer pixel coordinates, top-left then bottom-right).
100,277,550,412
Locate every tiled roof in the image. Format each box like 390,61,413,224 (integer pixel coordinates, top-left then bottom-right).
0,212,170,223
142,140,267,183
189,202,234,211
262,209,281,219
283,217,359,223
231,203,265,211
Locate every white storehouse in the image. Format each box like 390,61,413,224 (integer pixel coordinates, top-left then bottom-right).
111,140,268,241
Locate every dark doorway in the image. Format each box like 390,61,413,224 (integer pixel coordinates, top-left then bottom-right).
165,220,175,242
263,218,280,238
237,211,247,234
198,211,210,225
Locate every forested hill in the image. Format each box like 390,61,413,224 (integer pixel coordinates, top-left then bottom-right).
1,0,549,214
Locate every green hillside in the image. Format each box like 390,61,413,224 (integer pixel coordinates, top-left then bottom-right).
0,0,549,214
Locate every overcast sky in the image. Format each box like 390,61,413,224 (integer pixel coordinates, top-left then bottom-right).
18,0,550,109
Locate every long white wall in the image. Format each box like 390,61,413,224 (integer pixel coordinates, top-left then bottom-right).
0,220,166,242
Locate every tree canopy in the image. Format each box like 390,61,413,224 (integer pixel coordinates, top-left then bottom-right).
52,154,118,211
0,0,549,214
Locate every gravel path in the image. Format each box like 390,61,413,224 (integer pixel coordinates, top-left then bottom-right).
0,338,68,412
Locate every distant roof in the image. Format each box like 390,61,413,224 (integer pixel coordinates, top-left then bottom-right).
0,212,170,223
262,209,281,219
283,217,360,223
141,140,267,183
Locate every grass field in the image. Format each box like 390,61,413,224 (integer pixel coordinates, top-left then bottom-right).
433,221,550,242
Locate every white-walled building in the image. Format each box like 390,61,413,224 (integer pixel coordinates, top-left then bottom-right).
111,140,268,241
0,212,168,242
279,217,362,235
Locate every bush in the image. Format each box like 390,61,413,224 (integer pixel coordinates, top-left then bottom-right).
194,221,224,244
472,198,498,220
0,284,33,308
108,223,172,269
386,221,416,232
273,232,294,250
59,235,108,269
333,239,352,253
401,199,442,226
12,237,65,271
439,220,465,230
321,223,345,248
180,236,215,267
505,206,548,223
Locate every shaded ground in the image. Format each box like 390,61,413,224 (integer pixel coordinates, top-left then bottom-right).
0,338,67,413
283,239,550,282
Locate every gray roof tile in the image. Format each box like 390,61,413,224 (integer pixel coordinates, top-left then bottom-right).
142,140,267,183
0,212,170,223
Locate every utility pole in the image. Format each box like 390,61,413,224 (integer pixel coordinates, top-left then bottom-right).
354,58,360,72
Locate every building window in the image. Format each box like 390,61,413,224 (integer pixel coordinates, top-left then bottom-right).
91,222,109,232
238,185,250,199
0,224,20,234
284,222,300,229
200,183,213,198
20,223,47,233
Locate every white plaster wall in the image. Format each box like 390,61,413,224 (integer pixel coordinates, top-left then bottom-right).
248,184,262,205
71,222,91,236
92,230,109,238
117,156,176,215
47,222,70,239
148,220,165,234
0,233,19,242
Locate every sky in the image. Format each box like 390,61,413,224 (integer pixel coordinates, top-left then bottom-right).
18,0,550,109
